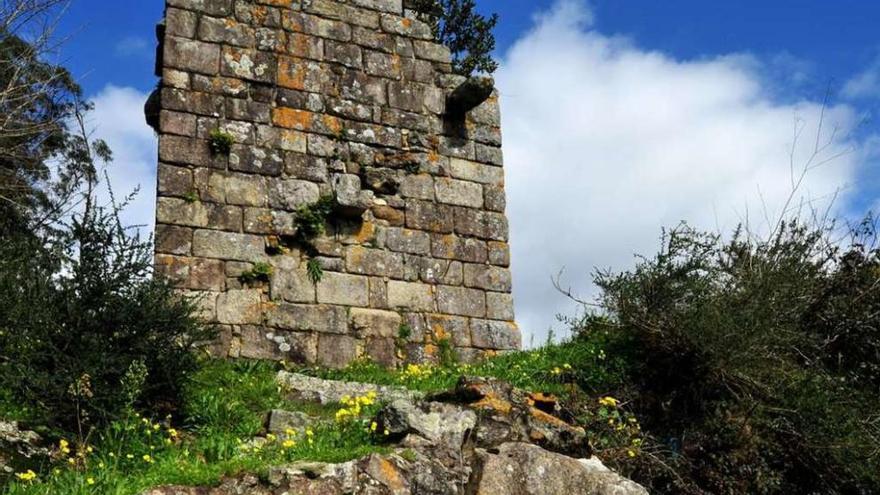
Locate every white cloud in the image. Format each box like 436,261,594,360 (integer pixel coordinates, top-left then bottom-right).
843,56,880,100
497,0,873,345
115,36,151,57
87,85,157,236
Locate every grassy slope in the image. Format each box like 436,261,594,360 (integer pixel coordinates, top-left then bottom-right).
1,336,631,495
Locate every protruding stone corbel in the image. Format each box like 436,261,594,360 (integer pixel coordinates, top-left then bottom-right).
445,76,495,120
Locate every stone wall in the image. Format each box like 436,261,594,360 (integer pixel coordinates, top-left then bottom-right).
150,0,519,368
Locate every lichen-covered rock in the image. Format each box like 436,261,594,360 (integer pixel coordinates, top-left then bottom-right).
467,443,649,495
0,421,48,476
276,371,422,405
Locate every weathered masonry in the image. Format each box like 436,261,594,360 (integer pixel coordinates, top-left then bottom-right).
148,0,519,368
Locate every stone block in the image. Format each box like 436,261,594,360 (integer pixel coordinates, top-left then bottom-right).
270,256,316,303
216,289,263,324
189,258,226,290
427,314,470,347
379,14,431,39
352,0,402,14
156,197,209,227
269,179,321,210
486,292,515,321
447,158,504,185
266,303,349,334
419,258,463,286
387,280,434,311
435,177,483,208
159,135,213,167
157,164,193,197
161,88,225,118
369,277,388,308
487,241,510,267
405,199,454,233
365,338,398,368
470,319,521,350
199,16,256,47
475,143,503,166
484,185,506,213
159,111,197,136
284,12,352,42
430,234,487,263
437,286,485,317
317,272,369,306
384,227,430,255
225,173,268,206
193,229,266,262
221,46,276,83
317,334,360,369
167,0,232,16
165,8,198,38
325,39,363,68
163,36,220,75
240,326,319,364
350,308,401,338
345,246,406,278
155,224,193,255
399,174,434,200
463,264,512,292
453,208,508,241
230,145,285,176
412,39,450,63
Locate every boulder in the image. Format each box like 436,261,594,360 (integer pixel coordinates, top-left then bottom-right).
276,371,423,405
467,442,648,495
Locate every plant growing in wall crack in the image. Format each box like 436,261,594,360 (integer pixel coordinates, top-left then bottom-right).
208,129,234,155
307,258,324,284
239,262,273,284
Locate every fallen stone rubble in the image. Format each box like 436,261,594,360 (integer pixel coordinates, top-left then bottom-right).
143,375,649,495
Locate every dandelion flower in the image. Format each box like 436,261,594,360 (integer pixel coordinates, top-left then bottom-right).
15,470,37,482
87,477,95,485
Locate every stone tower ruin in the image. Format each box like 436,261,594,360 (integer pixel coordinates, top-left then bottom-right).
149,0,518,368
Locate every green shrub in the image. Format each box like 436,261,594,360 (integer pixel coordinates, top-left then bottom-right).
0,198,214,437
581,219,880,494
208,130,234,155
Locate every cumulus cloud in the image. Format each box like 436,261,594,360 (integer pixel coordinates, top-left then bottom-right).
87,85,157,235
497,0,874,344
843,55,880,100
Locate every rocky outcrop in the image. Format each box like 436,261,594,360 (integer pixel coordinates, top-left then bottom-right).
145,374,648,495
276,370,423,404
0,421,48,476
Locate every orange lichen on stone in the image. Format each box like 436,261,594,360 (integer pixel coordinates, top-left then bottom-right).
529,407,574,429
322,114,343,135
427,150,440,163
277,57,306,90
402,18,412,28
527,392,558,409
273,108,312,130
472,394,513,415
353,222,376,244
377,458,405,491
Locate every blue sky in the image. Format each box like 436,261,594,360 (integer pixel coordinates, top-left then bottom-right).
59,0,880,99
53,0,880,343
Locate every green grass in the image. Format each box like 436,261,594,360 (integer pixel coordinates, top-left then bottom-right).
307,336,626,398
1,360,386,495
2,336,629,495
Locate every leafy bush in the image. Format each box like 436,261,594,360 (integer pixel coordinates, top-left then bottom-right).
578,219,880,494
0,195,214,436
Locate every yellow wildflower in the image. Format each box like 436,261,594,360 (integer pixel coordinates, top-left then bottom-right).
628,450,637,458
370,421,378,432
15,470,37,482
598,396,619,407
285,428,296,436
282,439,296,449
87,477,95,485
167,428,179,438
266,433,277,442
142,454,154,463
